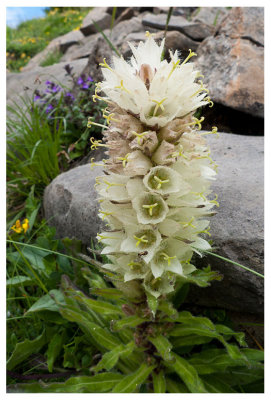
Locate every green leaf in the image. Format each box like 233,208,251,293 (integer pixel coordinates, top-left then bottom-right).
6,275,34,287
91,287,124,299
112,363,155,393
146,291,158,316
46,331,66,373
93,341,135,373
7,329,48,370
72,293,123,316
168,353,207,393
152,370,166,393
26,289,65,314
166,378,189,393
215,324,247,346
202,376,237,393
59,307,121,350
189,349,251,374
10,373,123,393
149,335,174,362
157,300,178,318
111,315,147,331
171,335,212,348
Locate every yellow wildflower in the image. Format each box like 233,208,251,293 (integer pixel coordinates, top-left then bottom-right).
20,53,26,59
11,218,29,234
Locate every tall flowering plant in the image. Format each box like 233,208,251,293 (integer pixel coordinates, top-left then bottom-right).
91,34,219,303
12,34,263,394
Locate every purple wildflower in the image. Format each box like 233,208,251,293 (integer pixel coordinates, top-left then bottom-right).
34,95,41,102
87,76,94,82
82,82,89,89
65,92,75,101
77,76,84,85
45,80,52,86
46,104,54,114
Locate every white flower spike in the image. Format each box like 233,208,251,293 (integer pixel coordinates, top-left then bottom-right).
93,34,218,299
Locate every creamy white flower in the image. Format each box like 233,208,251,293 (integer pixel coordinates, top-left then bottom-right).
93,33,218,300
99,36,209,128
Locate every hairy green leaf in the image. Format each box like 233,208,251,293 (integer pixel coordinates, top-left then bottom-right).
152,370,166,393
111,315,147,331
7,329,48,370
112,363,155,393
9,373,123,393
6,275,34,287
168,353,207,393
149,334,174,362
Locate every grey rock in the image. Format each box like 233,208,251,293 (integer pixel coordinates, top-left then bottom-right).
219,7,264,46
110,15,145,46
187,133,264,315
43,133,263,314
192,7,228,27
142,13,214,41
61,30,110,62
22,30,84,72
114,7,135,24
195,15,264,118
43,163,104,245
6,59,88,110
80,8,111,36
154,30,199,52
80,33,113,83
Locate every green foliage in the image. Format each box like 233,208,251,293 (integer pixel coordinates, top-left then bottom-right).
6,7,92,72
39,49,63,67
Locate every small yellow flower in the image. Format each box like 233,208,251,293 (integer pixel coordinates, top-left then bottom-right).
22,219,29,233
11,220,23,234
11,218,29,234
20,53,26,59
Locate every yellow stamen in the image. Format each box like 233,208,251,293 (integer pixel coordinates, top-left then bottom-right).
133,234,148,247
92,82,104,103
151,98,167,117
200,126,219,138
190,80,209,98
98,210,114,221
103,110,120,123
116,153,131,167
142,203,158,216
180,217,196,229
90,157,107,170
145,31,155,38
102,179,126,192
181,49,197,66
130,131,148,145
167,59,180,80
210,194,219,207
87,118,108,130
160,252,177,266
97,233,119,242
90,137,109,150
205,96,214,108
99,58,113,72
115,80,131,94
153,175,170,190
127,261,143,270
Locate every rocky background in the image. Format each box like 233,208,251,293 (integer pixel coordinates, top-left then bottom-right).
7,7,264,338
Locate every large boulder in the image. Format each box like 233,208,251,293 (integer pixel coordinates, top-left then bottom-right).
6,58,88,110
195,7,264,118
43,133,263,314
186,133,264,315
142,13,214,41
80,8,111,36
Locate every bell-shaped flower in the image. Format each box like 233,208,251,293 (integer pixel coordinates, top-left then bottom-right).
143,165,191,196
120,224,161,263
132,192,168,225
